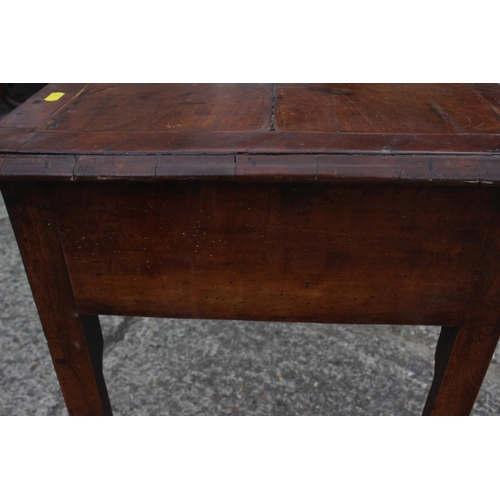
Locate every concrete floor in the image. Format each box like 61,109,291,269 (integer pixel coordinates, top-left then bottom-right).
1,98,500,415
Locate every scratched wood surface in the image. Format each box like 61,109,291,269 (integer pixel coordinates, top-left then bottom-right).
0,84,500,160
48,181,494,326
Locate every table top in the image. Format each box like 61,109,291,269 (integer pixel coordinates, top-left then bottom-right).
1,83,500,183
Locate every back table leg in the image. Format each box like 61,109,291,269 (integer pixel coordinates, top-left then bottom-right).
423,324,500,415
1,182,112,415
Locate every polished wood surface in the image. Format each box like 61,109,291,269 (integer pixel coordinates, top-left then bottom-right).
2,83,500,415
1,83,500,156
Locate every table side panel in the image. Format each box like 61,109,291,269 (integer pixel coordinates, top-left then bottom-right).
50,182,495,325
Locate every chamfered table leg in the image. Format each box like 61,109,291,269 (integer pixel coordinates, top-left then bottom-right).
423,190,500,415
1,182,112,415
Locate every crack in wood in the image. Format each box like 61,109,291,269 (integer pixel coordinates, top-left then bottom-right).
269,84,277,131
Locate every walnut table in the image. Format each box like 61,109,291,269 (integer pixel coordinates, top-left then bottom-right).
1,83,500,415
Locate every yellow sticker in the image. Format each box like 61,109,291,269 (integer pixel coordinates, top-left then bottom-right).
44,92,65,102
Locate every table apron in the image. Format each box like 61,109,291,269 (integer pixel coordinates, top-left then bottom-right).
46,181,496,326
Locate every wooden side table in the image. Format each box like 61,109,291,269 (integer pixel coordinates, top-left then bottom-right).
1,83,500,415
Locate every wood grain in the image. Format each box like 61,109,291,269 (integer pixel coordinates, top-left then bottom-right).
318,155,400,183
3,154,499,185
398,156,479,184
37,83,274,133
274,84,342,132
9,130,500,156
1,155,76,181
0,127,37,151
156,155,235,180
0,182,112,415
275,84,500,134
236,154,316,182
1,84,500,156
74,154,156,181
49,182,493,326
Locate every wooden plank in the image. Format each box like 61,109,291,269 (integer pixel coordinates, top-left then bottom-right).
318,155,400,183
49,182,492,325
1,152,495,185
424,187,500,415
398,156,479,184
236,154,316,182
0,152,496,185
156,155,235,180
274,84,342,132
427,84,500,134
37,83,274,132
333,84,500,134
14,130,500,155
0,128,37,151
5,84,494,139
75,155,156,181
0,155,76,180
276,84,462,134
0,182,112,415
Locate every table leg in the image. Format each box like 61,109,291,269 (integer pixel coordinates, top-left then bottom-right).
1,182,112,415
423,324,500,415
424,189,500,415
